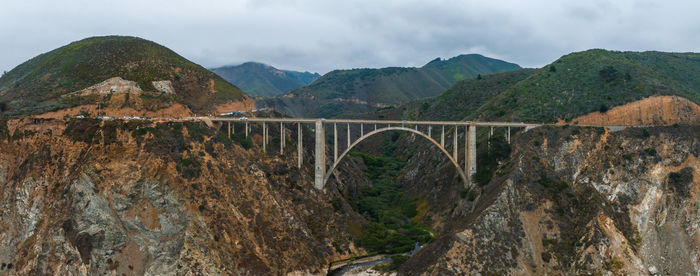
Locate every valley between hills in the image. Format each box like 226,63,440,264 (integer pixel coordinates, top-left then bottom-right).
0,36,698,275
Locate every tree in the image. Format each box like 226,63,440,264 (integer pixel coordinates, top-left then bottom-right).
599,66,618,83
599,104,609,113
473,135,512,186
549,65,556,72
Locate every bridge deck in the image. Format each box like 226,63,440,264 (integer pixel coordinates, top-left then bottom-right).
208,117,541,127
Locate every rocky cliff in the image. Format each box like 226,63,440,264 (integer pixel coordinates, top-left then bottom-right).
399,126,699,275
0,118,364,275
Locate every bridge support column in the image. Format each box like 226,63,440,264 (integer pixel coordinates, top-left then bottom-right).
297,123,302,169
488,126,493,148
453,126,458,161
428,125,432,137
280,123,284,155
441,125,445,147
333,123,338,163
245,122,248,137
346,123,350,148
228,122,231,138
507,126,511,144
469,123,477,184
314,120,326,190
262,122,267,153
360,124,363,136
464,125,468,183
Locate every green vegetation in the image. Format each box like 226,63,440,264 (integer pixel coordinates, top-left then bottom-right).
667,168,693,198
212,62,320,97
469,50,700,122
347,152,433,253
381,50,700,125
473,135,512,186
0,35,246,116
260,54,520,118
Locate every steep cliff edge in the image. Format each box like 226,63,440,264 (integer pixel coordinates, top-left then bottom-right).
0,118,364,275
400,126,699,275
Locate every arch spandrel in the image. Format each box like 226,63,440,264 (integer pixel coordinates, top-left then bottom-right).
322,126,469,188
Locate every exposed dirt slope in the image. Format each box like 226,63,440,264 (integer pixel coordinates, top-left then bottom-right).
572,95,700,126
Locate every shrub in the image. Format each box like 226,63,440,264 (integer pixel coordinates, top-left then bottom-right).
599,66,619,82
473,170,492,186
468,189,477,201
641,129,650,138
460,188,469,199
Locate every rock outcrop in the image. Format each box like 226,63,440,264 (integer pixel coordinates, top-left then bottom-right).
571,95,700,126
0,118,363,275
400,126,699,275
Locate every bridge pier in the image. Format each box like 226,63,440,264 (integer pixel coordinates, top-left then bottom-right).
441,126,445,147
453,126,458,161
280,122,285,155
333,123,338,163
297,123,302,169
464,125,468,182
262,122,267,153
314,120,325,189
506,126,511,144
468,123,477,183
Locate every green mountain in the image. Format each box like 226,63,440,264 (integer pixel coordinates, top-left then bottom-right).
474,50,700,122
211,62,320,97
258,54,521,118
0,36,248,116
381,50,700,123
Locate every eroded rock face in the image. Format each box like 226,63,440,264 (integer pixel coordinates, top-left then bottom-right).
401,126,699,275
571,95,700,126
70,77,144,96
0,118,363,275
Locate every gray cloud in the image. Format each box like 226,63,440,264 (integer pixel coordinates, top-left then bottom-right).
1,0,699,75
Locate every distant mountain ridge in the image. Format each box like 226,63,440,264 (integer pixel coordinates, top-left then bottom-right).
0,35,249,117
258,54,521,118
211,62,320,97
376,49,700,125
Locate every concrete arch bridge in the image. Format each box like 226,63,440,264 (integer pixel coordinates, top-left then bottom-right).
210,117,540,189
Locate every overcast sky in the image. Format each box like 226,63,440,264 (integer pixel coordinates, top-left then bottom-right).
1,0,699,74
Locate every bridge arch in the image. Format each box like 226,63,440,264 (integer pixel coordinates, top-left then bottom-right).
323,126,468,187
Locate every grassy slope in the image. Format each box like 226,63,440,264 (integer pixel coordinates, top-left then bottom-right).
372,50,700,124
260,54,521,118
473,50,700,122
374,69,537,121
0,36,246,116
211,62,320,97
